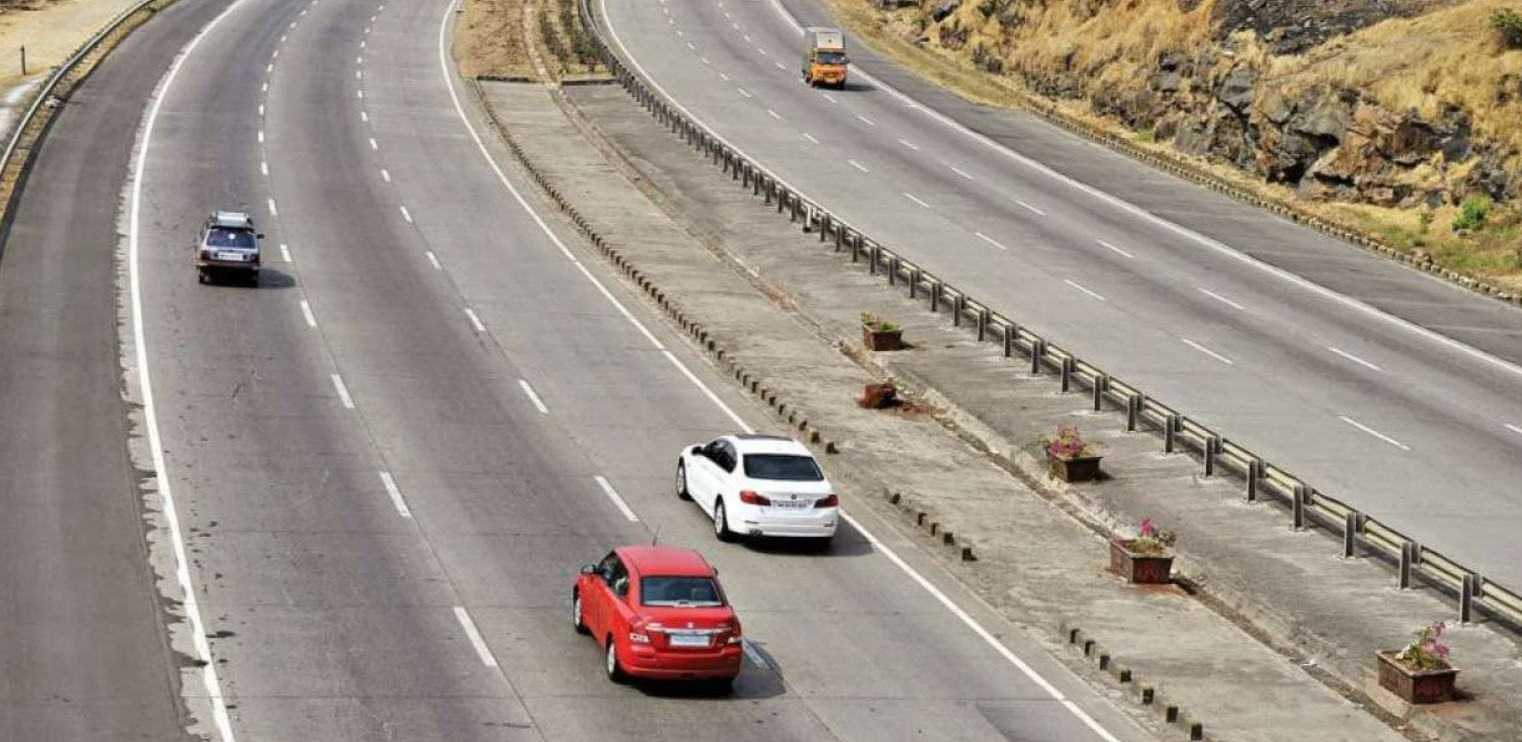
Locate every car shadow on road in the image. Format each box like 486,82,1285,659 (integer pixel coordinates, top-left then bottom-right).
740,522,874,559
252,267,296,290
629,643,788,701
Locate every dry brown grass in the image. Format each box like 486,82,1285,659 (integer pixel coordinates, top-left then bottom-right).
454,0,534,80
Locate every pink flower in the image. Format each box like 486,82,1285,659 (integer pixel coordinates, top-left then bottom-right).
1140,519,1155,538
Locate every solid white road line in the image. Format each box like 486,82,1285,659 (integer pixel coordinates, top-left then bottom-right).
1064,279,1107,302
1016,200,1046,216
279,243,291,262
741,639,768,669
1329,347,1382,372
847,159,868,173
128,1,248,737
593,476,639,522
614,6,1124,737
266,198,278,216
897,138,917,150
801,132,818,144
426,251,442,270
381,168,391,182
856,114,876,126
378,471,413,518
463,307,485,332
974,232,1008,251
453,607,498,667
1097,240,1133,259
331,374,356,409
767,109,781,120
1181,338,1234,366
1198,287,1245,311
949,165,973,180
1506,423,1522,437
399,205,413,223
1338,415,1412,451
299,300,317,328
518,379,549,414
902,192,930,209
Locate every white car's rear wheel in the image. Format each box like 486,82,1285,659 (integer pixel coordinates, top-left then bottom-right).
714,499,736,543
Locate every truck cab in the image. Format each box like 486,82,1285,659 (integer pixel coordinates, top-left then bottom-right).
801,27,848,89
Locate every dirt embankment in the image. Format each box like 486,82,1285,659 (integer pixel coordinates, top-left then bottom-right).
847,0,1522,289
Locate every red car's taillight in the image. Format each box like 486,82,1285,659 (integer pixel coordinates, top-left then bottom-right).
739,490,771,506
814,494,839,508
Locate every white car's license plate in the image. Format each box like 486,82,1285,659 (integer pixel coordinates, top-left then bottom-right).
668,633,709,647
216,251,245,261
771,499,810,510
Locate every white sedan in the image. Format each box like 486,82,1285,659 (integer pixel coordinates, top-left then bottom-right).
676,434,839,544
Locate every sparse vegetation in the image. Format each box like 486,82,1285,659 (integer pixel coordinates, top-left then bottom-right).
1453,195,1493,231
1494,7,1522,48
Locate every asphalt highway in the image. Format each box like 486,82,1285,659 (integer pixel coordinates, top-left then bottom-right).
0,0,1164,738
600,0,1522,587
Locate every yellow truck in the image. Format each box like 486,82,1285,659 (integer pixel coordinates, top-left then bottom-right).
801,27,848,89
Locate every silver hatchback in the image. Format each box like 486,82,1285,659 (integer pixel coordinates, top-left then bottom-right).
196,211,263,286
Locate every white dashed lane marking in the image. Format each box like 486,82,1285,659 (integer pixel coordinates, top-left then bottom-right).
1329,347,1382,373
848,159,869,173
464,307,486,332
299,300,317,328
974,232,1008,251
593,476,639,522
378,471,413,518
1338,415,1411,451
1098,240,1134,259
330,374,356,409
1064,279,1106,302
902,192,930,209
1181,338,1234,366
518,379,549,414
1198,287,1245,311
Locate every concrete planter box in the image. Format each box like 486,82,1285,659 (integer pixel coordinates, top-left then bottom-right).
862,325,903,351
1048,453,1102,483
1377,651,1458,704
1109,539,1174,584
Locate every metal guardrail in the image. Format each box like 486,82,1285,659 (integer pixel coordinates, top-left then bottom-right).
0,0,162,197
572,0,1521,632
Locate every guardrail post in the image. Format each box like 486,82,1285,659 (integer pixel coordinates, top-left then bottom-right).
953,295,965,327
888,257,899,287
1292,485,1307,530
1002,324,1014,358
1399,542,1418,589
763,179,773,204
977,309,989,341
1460,575,1482,624
834,225,844,252
850,235,861,263
1060,357,1075,393
819,214,829,242
868,246,880,275
1246,458,1261,501
1092,374,1108,411
1030,339,1046,375
1126,395,1141,431
1204,435,1221,477
930,282,942,313
910,268,921,299
1343,512,1364,558
1163,414,1179,452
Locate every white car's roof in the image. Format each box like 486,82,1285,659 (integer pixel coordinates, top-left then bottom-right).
727,434,811,457
211,211,254,229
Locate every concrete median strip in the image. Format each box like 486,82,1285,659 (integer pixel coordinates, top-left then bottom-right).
461,73,1426,741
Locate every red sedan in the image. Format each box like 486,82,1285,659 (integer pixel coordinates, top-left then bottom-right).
573,545,743,689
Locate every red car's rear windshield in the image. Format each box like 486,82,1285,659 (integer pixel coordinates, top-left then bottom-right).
640,576,723,607
742,454,823,481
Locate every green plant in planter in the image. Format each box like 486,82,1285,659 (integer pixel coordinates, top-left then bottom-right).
860,312,900,332
1395,621,1453,671
1038,425,1096,460
1129,518,1177,555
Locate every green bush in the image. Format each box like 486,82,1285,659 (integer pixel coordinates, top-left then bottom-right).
1452,195,1492,232
1494,8,1522,48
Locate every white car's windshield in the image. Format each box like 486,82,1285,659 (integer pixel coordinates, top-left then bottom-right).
743,453,823,481
641,576,724,607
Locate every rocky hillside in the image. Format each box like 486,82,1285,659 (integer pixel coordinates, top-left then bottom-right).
860,0,1522,283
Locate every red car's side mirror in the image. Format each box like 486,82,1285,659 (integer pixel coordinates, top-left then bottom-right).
580,564,597,575
256,233,266,240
